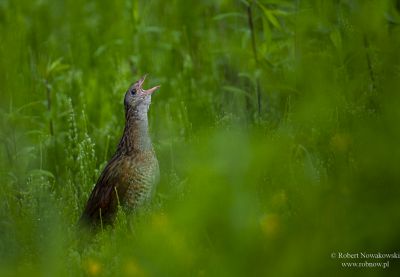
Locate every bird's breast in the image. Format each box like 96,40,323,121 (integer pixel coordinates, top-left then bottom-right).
123,151,159,210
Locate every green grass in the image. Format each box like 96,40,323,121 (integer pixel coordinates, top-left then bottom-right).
1,0,400,276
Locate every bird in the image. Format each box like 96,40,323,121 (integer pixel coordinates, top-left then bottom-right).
79,75,160,229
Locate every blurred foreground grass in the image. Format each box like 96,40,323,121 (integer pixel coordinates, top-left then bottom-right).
1,0,400,276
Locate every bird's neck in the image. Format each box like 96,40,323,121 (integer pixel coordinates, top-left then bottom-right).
118,108,152,154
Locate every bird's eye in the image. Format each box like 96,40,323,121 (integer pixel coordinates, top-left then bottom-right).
130,89,136,95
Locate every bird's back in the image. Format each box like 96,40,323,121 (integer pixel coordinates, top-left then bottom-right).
79,149,158,228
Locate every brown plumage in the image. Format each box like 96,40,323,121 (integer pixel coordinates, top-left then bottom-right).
79,75,160,228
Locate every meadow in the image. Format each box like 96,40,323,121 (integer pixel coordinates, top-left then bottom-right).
1,0,400,276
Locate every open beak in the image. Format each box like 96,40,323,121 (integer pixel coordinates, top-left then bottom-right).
137,74,160,96
138,74,147,87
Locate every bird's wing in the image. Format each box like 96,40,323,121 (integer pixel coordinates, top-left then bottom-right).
79,154,131,227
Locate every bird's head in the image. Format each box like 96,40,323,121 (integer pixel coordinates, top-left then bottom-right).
124,75,160,116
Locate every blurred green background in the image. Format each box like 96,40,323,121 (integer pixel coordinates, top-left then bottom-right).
1,0,400,276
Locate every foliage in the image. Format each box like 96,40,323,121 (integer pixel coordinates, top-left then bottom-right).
1,0,400,276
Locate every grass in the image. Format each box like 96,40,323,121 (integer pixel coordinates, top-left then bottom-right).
1,0,400,276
